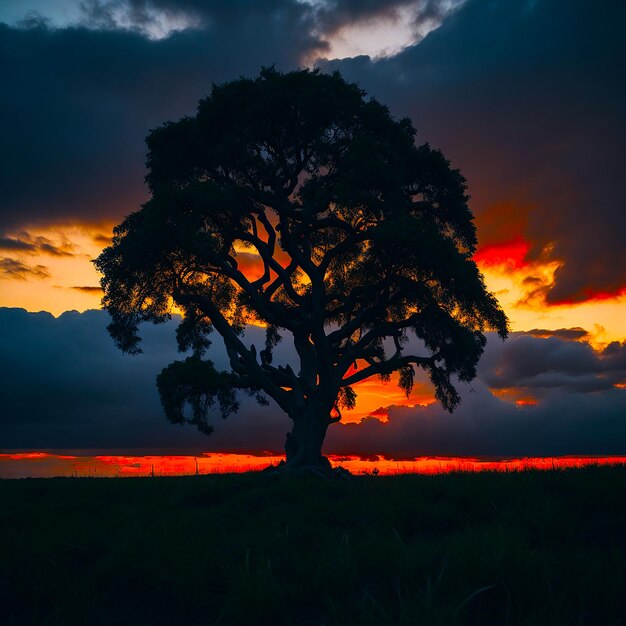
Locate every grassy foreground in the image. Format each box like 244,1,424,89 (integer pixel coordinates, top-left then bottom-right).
1,467,625,626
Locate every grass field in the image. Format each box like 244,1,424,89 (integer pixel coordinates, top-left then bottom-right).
2,467,625,625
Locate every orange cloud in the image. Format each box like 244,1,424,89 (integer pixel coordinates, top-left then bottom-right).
473,239,626,347
491,388,538,406
473,235,626,309
0,258,50,280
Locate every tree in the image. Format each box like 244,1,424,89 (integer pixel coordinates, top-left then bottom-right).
95,68,508,471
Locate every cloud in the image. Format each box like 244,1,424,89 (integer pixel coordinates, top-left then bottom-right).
525,328,589,341
71,285,103,293
312,0,459,32
323,0,626,303
0,234,75,257
1,309,625,456
76,0,201,39
326,382,626,458
311,0,463,58
601,341,626,372
0,308,296,452
0,2,323,232
92,233,113,245
0,258,50,280
0,238,35,252
477,332,626,399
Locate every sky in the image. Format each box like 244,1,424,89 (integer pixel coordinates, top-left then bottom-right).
1,0,625,460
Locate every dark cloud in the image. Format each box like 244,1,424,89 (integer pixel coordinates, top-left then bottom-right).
0,234,75,256
37,243,74,257
478,332,626,396
115,0,444,33
1,309,625,456
525,327,589,341
601,341,626,372
0,308,295,452
0,238,35,252
92,233,113,246
327,383,626,458
0,2,323,232
71,285,103,293
0,258,50,280
324,0,626,302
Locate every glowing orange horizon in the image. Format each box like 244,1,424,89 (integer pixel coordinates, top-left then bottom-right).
1,452,625,479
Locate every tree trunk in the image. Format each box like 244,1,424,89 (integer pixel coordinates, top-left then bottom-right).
284,404,330,470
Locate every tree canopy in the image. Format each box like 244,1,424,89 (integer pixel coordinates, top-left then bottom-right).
95,67,508,470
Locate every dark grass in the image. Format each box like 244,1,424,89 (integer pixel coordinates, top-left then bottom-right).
2,467,626,626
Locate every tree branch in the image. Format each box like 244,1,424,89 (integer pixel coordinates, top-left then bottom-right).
341,354,436,387
173,290,292,411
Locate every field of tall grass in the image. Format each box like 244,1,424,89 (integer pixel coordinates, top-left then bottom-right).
2,466,625,625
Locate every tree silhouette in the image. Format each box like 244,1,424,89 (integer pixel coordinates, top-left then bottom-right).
95,68,508,471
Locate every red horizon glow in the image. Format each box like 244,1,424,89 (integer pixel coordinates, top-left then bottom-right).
1,452,625,479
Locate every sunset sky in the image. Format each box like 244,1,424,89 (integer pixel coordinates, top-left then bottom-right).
1,0,625,466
